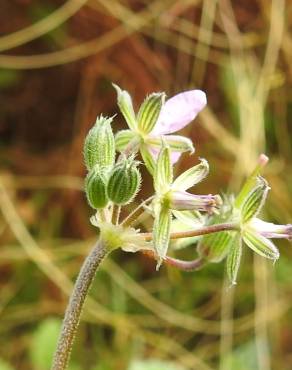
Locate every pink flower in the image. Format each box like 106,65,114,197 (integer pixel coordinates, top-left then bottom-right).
114,85,207,173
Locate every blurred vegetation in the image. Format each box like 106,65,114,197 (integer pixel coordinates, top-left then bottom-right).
0,0,291,369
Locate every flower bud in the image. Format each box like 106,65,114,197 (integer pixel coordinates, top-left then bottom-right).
107,157,141,205
84,115,115,170
169,191,221,213
85,166,108,209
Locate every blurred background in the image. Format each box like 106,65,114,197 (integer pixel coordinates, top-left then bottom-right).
0,0,291,369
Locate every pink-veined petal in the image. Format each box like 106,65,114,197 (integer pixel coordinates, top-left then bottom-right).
148,145,182,164
151,90,207,135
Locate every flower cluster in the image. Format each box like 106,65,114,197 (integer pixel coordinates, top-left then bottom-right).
83,84,292,284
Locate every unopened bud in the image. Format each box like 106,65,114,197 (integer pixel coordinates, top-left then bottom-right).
84,115,115,170
85,166,108,209
107,157,141,205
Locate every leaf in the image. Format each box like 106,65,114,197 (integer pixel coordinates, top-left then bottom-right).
242,228,279,260
113,84,137,130
240,176,270,223
30,318,61,370
172,158,209,191
137,93,165,134
226,234,242,285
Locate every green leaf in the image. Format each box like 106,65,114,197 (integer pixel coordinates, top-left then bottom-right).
113,84,137,130
226,234,242,285
137,92,165,134
242,228,279,260
30,318,61,370
240,176,269,223
147,135,194,154
172,158,209,191
115,130,136,152
154,143,173,194
153,202,171,264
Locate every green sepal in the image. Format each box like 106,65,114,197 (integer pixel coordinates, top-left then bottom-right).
226,234,242,285
197,230,235,263
240,176,269,223
115,129,136,152
242,228,279,260
140,144,155,175
153,201,172,266
154,142,173,194
84,115,115,170
85,165,109,209
147,135,194,155
113,84,137,131
137,92,165,134
172,158,209,191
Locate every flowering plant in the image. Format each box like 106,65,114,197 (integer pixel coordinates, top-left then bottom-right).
51,85,291,370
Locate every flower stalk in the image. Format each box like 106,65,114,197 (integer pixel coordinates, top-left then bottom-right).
51,240,107,370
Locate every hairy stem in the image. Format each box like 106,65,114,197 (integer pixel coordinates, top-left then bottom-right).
51,239,107,370
141,222,239,241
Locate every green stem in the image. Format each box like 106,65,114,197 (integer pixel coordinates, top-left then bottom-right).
51,239,107,370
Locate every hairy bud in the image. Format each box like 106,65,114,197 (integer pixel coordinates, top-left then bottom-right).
85,166,109,209
84,115,115,170
107,157,141,205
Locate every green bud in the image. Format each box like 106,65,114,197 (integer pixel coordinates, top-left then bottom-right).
84,115,115,170
85,166,109,209
107,157,141,205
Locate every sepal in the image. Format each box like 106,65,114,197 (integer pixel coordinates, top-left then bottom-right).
242,228,279,260
113,84,137,130
137,93,165,134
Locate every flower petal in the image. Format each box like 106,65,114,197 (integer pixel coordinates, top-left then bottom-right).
151,90,207,135
170,190,221,213
249,218,292,239
172,158,209,191
148,145,182,164
242,228,279,260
